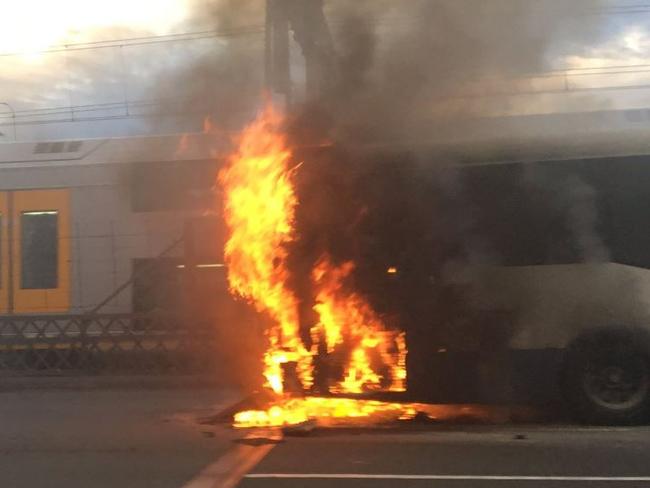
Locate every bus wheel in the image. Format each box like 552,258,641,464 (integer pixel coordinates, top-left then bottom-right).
564,338,650,425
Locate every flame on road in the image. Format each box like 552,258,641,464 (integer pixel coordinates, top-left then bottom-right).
234,397,418,428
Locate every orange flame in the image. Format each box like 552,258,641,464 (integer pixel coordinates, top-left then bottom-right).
312,256,406,394
218,105,311,394
220,104,408,427
234,397,419,428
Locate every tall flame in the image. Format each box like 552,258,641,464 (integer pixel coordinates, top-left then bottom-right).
220,105,408,427
218,105,311,394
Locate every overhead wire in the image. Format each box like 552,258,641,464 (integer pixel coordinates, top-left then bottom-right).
2,2,650,58
4,6,650,128
5,62,650,127
6,81,650,129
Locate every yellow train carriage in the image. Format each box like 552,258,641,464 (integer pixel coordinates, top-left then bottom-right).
0,134,229,360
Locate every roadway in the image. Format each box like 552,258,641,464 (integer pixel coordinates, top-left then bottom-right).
4,383,650,488
0,381,241,488
235,425,650,488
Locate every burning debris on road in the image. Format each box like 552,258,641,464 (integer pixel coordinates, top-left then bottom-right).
230,396,519,430
217,105,408,428
233,397,417,429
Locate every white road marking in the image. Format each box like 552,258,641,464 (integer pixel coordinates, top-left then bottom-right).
182,431,280,488
246,473,650,482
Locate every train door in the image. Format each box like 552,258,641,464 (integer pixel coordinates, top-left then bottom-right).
0,189,71,314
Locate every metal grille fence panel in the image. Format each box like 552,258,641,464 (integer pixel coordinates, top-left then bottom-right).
0,313,217,374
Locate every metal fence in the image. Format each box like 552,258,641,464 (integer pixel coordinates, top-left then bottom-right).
0,313,217,374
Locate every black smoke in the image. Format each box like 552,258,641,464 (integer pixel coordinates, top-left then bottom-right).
292,0,607,144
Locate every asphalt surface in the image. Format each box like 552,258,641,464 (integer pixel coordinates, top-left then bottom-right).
237,425,650,488
0,384,241,488
5,385,650,488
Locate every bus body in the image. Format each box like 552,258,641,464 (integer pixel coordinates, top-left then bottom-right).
400,148,650,423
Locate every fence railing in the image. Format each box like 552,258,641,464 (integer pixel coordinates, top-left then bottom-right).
0,313,217,373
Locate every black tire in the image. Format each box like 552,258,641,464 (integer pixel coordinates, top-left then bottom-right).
564,336,650,425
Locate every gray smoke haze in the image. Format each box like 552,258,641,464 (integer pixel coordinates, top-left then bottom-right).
534,172,611,263
149,0,266,131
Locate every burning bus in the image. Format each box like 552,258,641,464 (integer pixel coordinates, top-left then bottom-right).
223,110,650,426
301,135,650,426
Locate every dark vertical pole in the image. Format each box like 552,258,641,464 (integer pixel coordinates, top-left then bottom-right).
272,0,292,107
303,0,318,100
286,0,334,101
265,0,274,92
266,0,292,109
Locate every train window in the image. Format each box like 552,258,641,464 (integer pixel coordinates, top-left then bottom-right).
130,160,218,212
20,211,58,289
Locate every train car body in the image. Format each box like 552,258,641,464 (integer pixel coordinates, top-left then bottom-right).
0,134,228,315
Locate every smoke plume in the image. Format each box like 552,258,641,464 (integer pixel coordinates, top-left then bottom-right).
303,0,607,143
170,1,612,394
153,1,606,141
150,0,266,131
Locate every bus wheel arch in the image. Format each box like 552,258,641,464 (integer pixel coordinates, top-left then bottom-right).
561,327,650,425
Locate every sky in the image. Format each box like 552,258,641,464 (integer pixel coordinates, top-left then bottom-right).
0,0,207,140
0,0,189,53
2,0,650,141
